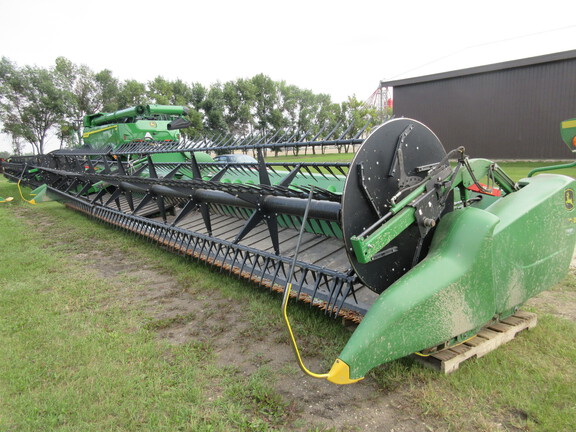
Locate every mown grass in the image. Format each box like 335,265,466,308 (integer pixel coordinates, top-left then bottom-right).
267,151,356,164
0,178,350,431
497,161,575,182
0,197,210,430
379,309,576,431
1,167,576,431
266,152,576,182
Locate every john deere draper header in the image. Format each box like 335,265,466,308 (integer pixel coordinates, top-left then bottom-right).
3,106,575,384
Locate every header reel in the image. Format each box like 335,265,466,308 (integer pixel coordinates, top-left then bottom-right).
342,119,453,292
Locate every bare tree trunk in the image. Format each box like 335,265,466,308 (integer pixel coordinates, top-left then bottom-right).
29,142,39,155
11,136,23,156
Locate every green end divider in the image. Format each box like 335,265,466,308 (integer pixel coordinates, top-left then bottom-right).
29,184,52,203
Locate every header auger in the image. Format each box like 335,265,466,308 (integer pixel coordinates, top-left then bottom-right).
2,106,575,384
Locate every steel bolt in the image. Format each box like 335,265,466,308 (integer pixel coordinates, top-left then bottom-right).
423,217,436,228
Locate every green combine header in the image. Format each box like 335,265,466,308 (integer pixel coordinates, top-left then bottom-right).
2,107,575,384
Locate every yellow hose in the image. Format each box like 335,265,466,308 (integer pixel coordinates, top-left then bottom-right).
413,335,477,357
17,179,37,205
282,282,329,379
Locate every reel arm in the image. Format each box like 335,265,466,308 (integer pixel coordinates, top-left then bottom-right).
350,159,457,265
349,153,518,266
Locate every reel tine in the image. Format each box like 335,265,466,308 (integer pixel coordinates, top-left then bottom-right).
145,156,156,179
172,200,197,227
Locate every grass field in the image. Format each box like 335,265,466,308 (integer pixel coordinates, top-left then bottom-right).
1,160,575,431
267,151,575,177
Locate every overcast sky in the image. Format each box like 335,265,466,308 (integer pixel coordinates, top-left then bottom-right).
1,0,576,153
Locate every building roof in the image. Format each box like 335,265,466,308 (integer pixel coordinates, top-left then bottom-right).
380,49,576,88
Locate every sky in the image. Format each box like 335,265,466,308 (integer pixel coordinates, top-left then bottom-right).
1,0,576,153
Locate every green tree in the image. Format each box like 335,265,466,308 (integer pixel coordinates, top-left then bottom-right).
94,69,120,112
250,74,285,135
336,96,378,152
222,78,255,135
55,120,77,149
341,96,378,134
147,77,194,107
117,79,148,107
0,57,66,154
147,76,173,105
0,57,378,154
54,57,102,147
180,108,204,140
202,83,227,133
190,82,206,111
278,81,300,127
171,79,193,106
9,134,24,156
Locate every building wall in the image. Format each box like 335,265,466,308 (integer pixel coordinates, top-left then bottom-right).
389,56,576,159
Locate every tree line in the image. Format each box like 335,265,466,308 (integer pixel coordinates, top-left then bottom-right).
0,57,387,155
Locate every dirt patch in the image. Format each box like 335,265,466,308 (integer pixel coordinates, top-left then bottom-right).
86,251,436,430
526,264,576,322
274,378,432,431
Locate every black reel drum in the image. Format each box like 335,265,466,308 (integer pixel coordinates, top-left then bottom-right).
341,118,450,293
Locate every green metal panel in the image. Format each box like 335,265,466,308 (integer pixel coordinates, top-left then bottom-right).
489,174,576,312
217,168,346,196
338,207,499,379
350,208,416,264
144,104,189,116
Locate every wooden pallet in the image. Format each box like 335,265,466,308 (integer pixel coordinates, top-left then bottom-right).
412,311,537,374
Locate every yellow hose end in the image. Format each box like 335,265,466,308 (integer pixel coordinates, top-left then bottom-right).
326,359,364,385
